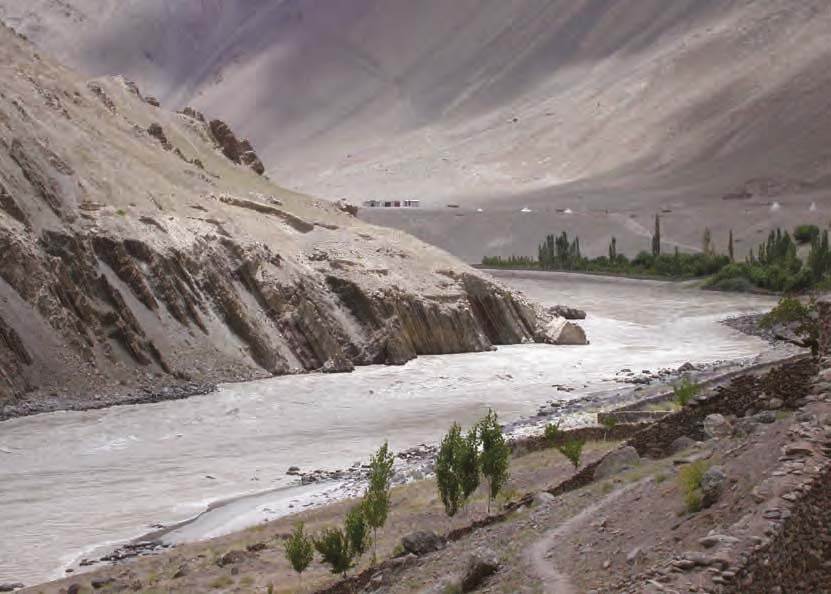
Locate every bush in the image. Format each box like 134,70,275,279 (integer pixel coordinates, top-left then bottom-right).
673,376,701,407
314,527,354,577
794,224,820,244
345,506,370,561
557,437,585,471
677,461,709,513
543,422,563,446
284,522,314,581
760,297,820,355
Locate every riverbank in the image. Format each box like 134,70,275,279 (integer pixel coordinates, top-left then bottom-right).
42,347,807,586
19,355,824,594
0,271,788,585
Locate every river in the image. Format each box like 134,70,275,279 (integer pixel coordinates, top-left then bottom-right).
0,271,791,585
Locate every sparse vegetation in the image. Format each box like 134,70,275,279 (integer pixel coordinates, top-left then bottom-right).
600,416,618,440
210,575,234,589
672,376,701,408
760,297,820,356
543,421,563,446
677,461,710,513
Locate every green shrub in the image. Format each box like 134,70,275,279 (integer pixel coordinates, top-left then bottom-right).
794,224,820,244
314,527,354,577
677,461,709,513
345,506,370,561
673,376,701,407
557,437,585,471
760,297,820,356
543,422,563,446
284,522,314,581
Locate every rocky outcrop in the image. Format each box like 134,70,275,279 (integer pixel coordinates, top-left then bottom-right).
0,26,583,416
208,119,265,175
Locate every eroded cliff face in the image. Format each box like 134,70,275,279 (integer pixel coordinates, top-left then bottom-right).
0,26,577,418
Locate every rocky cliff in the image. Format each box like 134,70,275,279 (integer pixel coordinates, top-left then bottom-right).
0,26,582,419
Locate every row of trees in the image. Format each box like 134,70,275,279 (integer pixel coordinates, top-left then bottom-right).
436,409,511,516
284,442,395,581
482,220,831,293
710,227,831,292
285,412,609,584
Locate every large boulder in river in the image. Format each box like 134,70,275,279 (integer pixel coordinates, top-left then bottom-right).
538,316,588,346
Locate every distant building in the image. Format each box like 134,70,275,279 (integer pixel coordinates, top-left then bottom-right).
361,199,421,208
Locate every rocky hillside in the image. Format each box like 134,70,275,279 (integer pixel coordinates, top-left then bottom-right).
3,1,830,260
0,25,581,418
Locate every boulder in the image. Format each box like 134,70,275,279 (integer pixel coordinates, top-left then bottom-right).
669,436,696,454
752,410,777,424
594,446,640,480
91,578,115,589
763,397,784,410
539,317,588,346
548,305,587,320
700,466,726,508
703,414,732,439
400,531,446,556
67,585,81,594
216,549,247,567
677,362,696,373
0,585,24,592
460,549,500,592
532,491,555,507
732,418,758,438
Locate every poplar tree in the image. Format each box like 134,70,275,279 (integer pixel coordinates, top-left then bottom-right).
652,214,661,257
363,441,395,563
436,422,464,517
458,426,481,510
479,409,510,514
284,522,314,584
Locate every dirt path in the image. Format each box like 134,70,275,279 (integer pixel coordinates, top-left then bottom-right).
527,480,646,594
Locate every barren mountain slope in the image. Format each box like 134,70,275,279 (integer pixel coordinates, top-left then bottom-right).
3,0,831,260
0,24,570,418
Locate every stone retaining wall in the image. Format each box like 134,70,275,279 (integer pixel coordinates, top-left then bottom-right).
726,457,831,594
